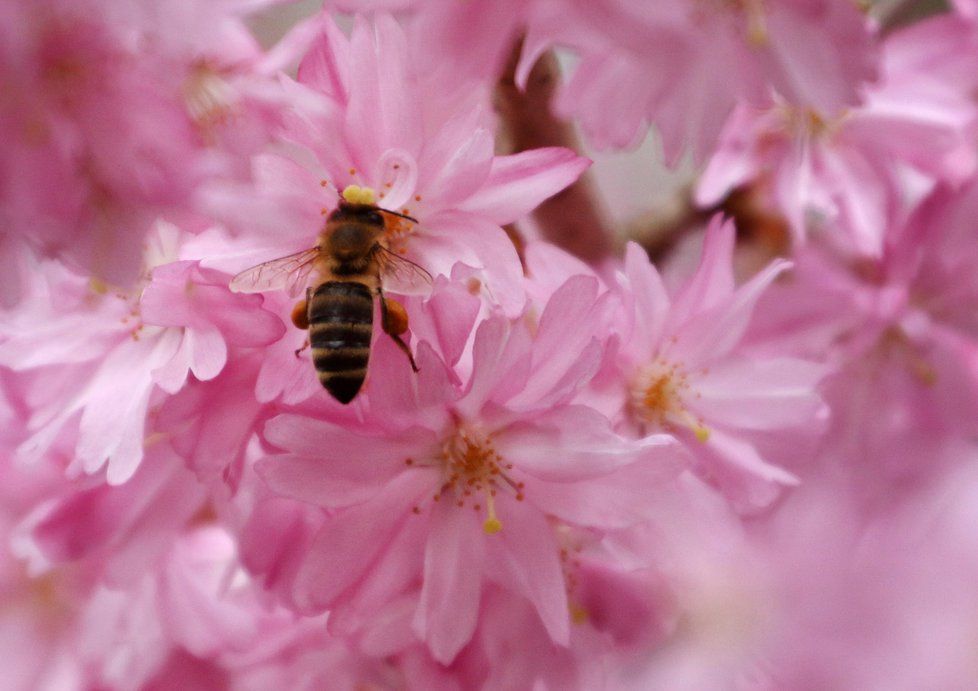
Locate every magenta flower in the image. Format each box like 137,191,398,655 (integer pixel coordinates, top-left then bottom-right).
254,276,674,662
611,217,826,510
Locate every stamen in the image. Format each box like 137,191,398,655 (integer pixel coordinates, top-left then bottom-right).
411,424,521,532
483,493,502,534
632,359,710,441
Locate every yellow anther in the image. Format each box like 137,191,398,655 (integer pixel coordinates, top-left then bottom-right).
482,492,502,534
342,184,376,205
483,517,503,534
570,604,590,625
694,425,711,443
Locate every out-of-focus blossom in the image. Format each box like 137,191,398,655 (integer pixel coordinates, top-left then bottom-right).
0,0,313,292
745,178,978,509
619,453,978,690
697,12,978,257
338,0,878,161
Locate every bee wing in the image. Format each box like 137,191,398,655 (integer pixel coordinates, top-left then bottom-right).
376,245,433,294
229,246,320,297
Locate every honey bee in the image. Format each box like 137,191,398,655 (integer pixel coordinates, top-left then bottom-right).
230,185,429,403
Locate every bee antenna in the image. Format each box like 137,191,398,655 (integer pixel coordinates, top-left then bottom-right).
380,209,419,224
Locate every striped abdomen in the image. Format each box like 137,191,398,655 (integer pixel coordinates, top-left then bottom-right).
308,281,374,403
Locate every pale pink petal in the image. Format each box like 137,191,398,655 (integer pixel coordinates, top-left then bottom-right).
456,148,591,226
76,333,180,483
669,259,792,366
507,275,605,409
330,525,426,642
488,497,569,646
494,405,674,482
257,447,432,509
623,241,671,351
693,427,800,488
414,212,526,316
694,105,763,208
414,277,482,367
416,107,494,213
187,326,228,383
690,357,827,430
263,414,436,464
345,14,423,176
152,334,193,394
414,499,486,664
296,13,351,101
291,470,431,613
455,315,532,418
519,459,682,530
670,216,736,324
760,0,878,115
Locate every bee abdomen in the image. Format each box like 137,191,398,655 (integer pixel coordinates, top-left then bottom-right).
308,282,374,404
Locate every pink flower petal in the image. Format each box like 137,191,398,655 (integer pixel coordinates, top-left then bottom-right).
494,405,674,482
456,147,591,226
187,326,228,383
620,242,672,354
414,499,486,664
455,315,532,419
519,460,682,530
488,497,569,646
670,216,736,324
263,414,434,464
690,357,827,430
669,258,792,366
291,470,431,613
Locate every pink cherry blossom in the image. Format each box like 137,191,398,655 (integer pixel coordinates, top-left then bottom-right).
213,12,589,315
610,216,827,511
252,276,675,663
550,0,878,160
2,3,977,688
0,223,283,483
748,178,978,506
697,11,978,257
0,0,312,291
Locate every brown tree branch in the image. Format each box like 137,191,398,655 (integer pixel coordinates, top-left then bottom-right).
494,41,614,265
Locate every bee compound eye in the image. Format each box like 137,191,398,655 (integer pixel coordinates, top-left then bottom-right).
365,210,384,225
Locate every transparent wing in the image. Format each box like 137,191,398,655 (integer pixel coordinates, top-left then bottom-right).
376,245,433,295
229,246,320,297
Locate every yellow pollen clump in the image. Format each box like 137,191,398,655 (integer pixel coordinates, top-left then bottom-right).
632,359,711,442
342,184,377,205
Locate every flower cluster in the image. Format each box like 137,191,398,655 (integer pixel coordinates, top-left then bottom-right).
3,2,978,689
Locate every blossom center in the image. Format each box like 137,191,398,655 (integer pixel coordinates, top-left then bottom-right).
631,359,710,442
420,426,524,534
183,62,237,132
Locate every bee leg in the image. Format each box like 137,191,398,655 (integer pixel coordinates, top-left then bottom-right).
294,339,309,359
379,292,419,373
291,297,310,330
